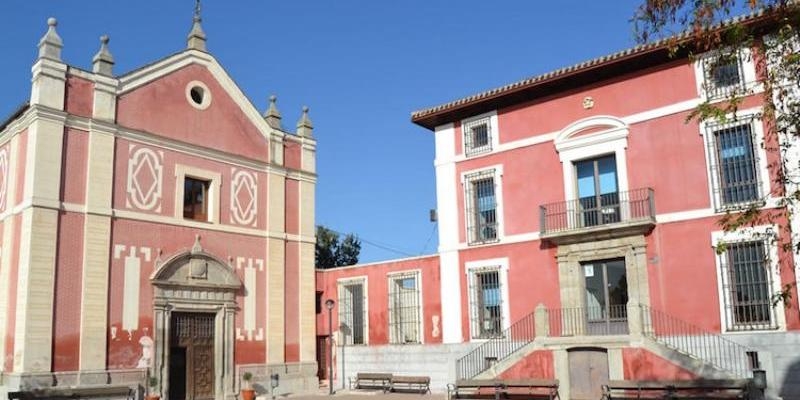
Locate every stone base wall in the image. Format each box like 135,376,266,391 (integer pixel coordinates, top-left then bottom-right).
238,361,318,397
0,369,146,400
334,343,474,393
725,331,800,400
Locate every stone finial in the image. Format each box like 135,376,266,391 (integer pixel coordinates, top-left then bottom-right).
264,95,282,129
92,35,115,76
296,106,314,138
187,0,207,51
191,234,203,254
38,17,63,61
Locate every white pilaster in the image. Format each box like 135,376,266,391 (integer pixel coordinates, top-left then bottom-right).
434,123,462,343
0,135,20,372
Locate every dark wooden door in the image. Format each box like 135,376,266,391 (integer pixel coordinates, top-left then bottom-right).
568,348,609,400
171,313,216,400
316,335,328,381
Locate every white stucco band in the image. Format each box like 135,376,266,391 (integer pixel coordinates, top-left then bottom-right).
433,123,463,343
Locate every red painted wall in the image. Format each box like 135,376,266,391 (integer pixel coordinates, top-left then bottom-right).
52,211,84,371
107,218,269,368
623,348,697,380
497,350,554,379
65,75,93,119
315,255,442,345
60,128,88,205
116,64,269,162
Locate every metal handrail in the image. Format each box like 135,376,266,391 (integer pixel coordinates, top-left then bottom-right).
455,311,536,379
548,305,629,337
640,304,752,378
540,187,655,234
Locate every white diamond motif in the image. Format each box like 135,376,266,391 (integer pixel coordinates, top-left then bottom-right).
126,146,163,211
230,169,257,226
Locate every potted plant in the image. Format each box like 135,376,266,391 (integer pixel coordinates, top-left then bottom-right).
146,376,160,400
241,372,256,400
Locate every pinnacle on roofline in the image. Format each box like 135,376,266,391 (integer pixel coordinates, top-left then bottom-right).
187,0,207,51
296,106,313,138
264,95,282,129
92,35,115,76
38,17,63,61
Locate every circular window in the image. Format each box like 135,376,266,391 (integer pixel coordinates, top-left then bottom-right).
185,81,212,110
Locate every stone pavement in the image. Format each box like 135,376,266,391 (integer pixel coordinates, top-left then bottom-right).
276,388,446,400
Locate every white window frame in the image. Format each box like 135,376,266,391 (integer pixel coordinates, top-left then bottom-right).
555,116,630,203
174,164,221,224
337,276,369,345
700,107,771,212
461,111,499,157
712,225,786,333
461,165,504,245
465,258,510,341
387,269,423,344
694,47,757,101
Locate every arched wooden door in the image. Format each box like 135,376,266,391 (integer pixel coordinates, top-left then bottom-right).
568,348,609,400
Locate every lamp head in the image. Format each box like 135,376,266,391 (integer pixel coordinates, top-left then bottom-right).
325,299,335,310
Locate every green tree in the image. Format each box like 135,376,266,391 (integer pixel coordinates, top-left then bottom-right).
315,225,362,269
634,0,800,305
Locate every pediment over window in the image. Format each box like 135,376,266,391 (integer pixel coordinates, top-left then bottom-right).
150,235,241,291
554,116,628,154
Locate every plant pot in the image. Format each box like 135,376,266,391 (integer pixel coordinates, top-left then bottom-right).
146,395,160,400
241,389,256,400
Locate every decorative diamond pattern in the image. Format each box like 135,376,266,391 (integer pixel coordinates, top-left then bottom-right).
126,146,163,211
230,169,257,226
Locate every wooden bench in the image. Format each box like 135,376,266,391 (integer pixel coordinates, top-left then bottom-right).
391,375,431,394
602,379,750,399
349,372,393,392
500,379,559,400
448,379,559,400
8,384,139,400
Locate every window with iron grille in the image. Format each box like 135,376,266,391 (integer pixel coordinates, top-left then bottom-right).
388,272,421,344
719,240,777,331
338,279,366,345
465,170,498,244
464,117,492,156
469,268,503,339
706,118,763,210
702,52,745,99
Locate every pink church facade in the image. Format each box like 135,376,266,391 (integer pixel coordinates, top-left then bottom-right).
316,15,800,400
0,16,317,400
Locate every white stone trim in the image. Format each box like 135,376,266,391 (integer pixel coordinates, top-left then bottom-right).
461,111,499,156
711,225,787,334
464,257,510,342
555,116,629,203
386,269,424,344
699,107,771,212
174,164,221,224
185,80,212,110
433,98,701,167
460,164,505,244
693,46,759,101
118,50,275,142
336,276,369,345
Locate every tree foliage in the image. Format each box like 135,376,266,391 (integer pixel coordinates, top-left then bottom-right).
315,225,361,269
634,0,800,306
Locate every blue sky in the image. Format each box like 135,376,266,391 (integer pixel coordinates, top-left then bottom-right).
0,0,645,263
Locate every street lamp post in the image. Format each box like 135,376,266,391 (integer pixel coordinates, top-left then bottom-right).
325,299,335,395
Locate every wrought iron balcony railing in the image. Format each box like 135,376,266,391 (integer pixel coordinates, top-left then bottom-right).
539,188,655,238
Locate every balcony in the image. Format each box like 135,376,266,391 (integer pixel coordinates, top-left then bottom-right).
539,187,656,244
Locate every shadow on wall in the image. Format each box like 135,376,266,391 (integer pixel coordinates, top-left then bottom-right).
779,358,800,399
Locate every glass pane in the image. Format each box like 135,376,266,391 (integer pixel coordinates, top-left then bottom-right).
597,156,618,195
576,160,595,198
606,260,628,307
583,263,605,320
